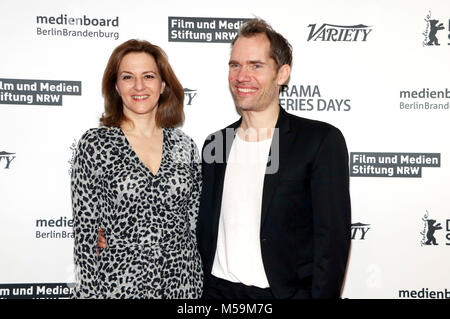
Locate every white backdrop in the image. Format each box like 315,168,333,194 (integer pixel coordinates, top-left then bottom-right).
1,0,449,299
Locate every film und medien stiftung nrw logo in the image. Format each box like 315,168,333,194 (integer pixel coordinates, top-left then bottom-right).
36,14,120,40
168,17,250,43
422,11,449,47
420,211,449,246
307,23,372,42
350,152,440,177
0,78,81,106
279,84,351,112
0,151,15,169
0,283,73,299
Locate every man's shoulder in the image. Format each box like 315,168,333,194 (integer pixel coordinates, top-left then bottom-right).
284,111,343,138
285,111,334,131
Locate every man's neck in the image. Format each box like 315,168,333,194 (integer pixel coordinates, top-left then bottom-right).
238,104,279,142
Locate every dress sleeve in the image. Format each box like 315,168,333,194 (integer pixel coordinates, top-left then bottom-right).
71,129,102,298
187,138,202,242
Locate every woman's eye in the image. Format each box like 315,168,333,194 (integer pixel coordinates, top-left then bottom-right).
122,75,132,80
144,74,155,79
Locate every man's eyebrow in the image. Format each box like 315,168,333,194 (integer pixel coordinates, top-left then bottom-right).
248,60,266,64
228,60,266,65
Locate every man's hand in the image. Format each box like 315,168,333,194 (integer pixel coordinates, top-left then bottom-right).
97,228,107,256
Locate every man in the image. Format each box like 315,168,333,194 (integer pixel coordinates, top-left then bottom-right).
197,18,351,299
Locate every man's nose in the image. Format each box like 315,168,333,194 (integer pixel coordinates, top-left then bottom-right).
237,66,251,82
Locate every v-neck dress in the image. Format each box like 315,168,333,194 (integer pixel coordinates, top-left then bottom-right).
71,126,203,298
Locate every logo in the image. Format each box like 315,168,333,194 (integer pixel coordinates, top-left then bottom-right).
279,84,351,112
420,211,447,246
399,288,450,299
423,11,447,46
307,23,372,42
399,88,450,111
351,222,370,240
35,217,74,239
184,88,197,106
0,78,81,106
350,152,440,178
68,139,78,176
168,17,250,43
0,151,15,169
36,14,120,40
0,283,73,299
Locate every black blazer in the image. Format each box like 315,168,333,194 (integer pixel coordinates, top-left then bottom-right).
197,106,351,299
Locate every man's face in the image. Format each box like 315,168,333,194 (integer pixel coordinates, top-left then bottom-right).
228,33,286,113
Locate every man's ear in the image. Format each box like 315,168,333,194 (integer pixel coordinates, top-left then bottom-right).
277,64,291,86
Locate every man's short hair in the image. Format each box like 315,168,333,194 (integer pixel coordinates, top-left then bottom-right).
232,18,293,69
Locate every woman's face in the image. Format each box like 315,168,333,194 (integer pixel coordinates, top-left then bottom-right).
115,52,166,120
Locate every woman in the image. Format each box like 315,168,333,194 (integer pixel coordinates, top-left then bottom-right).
71,39,203,298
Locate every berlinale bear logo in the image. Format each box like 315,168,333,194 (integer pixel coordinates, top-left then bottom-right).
423,11,446,46
421,211,443,246
427,20,445,45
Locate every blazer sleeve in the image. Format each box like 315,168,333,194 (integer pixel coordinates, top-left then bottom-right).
310,126,351,298
187,138,202,242
71,129,103,298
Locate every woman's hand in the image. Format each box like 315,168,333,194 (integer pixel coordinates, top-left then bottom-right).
97,228,107,256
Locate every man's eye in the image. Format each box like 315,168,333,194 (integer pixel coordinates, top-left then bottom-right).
253,64,262,69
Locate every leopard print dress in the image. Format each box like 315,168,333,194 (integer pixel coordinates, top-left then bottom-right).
71,126,203,298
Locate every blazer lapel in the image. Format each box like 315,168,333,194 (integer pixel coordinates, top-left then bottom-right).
211,119,241,235
260,107,294,228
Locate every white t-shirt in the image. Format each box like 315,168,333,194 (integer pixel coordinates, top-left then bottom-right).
211,133,272,288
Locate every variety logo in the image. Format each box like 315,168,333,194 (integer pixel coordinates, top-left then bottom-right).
422,11,448,46
0,78,81,106
350,152,440,178
420,211,449,246
351,222,371,240
168,17,250,43
307,23,372,42
0,151,15,169
184,88,197,106
279,84,351,112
